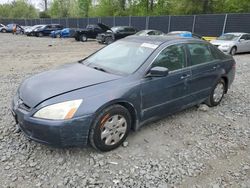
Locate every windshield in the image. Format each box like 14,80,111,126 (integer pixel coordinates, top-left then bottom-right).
84,41,157,75
217,34,240,41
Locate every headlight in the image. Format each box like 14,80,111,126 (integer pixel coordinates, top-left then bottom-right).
221,45,230,48
33,99,82,120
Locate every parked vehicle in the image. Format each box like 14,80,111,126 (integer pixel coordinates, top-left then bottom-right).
74,23,109,42
0,24,7,33
167,31,204,39
12,36,235,151
96,26,137,44
50,28,76,38
4,24,24,34
135,29,165,36
33,24,64,37
210,32,250,55
25,25,45,36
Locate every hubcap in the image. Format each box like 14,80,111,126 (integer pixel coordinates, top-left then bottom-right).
213,83,224,103
82,36,86,41
101,115,127,146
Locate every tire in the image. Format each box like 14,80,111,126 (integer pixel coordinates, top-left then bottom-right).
230,46,237,56
80,34,87,42
89,105,131,151
2,29,6,33
206,79,226,107
56,34,61,38
105,37,113,45
37,32,43,37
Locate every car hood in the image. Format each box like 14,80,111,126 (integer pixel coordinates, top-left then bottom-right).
19,63,121,107
97,23,111,31
210,40,235,46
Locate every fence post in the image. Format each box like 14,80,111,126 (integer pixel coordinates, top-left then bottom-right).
87,17,89,25
77,18,79,29
129,15,131,26
168,16,171,32
222,14,228,35
146,16,149,29
113,16,115,26
192,15,196,33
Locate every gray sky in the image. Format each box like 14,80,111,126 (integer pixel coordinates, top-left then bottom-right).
0,0,42,10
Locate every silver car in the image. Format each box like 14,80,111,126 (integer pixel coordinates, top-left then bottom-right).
210,32,250,55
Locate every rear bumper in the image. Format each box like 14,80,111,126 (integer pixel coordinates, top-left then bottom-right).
11,107,93,147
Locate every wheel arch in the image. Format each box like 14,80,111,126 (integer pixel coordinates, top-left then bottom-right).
94,100,139,131
221,76,229,93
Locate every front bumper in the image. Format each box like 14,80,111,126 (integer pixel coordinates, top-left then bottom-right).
11,103,93,147
216,45,231,54
96,35,105,43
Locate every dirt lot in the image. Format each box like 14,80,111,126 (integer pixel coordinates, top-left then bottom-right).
0,34,250,188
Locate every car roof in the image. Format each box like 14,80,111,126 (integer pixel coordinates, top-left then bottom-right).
124,35,202,45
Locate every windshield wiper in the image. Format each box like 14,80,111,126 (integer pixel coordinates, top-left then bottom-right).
93,66,109,73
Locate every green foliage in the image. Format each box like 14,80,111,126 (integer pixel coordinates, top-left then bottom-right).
0,0,38,19
39,11,51,18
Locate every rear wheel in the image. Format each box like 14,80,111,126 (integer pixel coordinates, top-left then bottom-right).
206,79,226,107
80,34,87,42
230,46,237,56
2,29,6,33
89,105,131,151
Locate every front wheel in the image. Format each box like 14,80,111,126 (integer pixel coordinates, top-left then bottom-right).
230,47,237,56
2,29,7,33
89,105,131,151
80,34,87,42
37,32,43,37
206,79,226,107
105,37,113,45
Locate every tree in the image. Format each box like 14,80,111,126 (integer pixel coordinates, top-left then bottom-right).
0,0,38,19
78,0,91,17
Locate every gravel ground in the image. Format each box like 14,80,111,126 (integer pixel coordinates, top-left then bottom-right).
0,34,250,188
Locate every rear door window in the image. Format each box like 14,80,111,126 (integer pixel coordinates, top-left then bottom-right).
187,43,215,66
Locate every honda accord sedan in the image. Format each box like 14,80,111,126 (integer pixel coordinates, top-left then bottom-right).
11,36,235,151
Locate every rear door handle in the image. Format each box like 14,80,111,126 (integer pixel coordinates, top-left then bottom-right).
180,74,190,79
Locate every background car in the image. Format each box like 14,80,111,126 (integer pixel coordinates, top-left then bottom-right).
210,32,250,55
12,36,235,151
96,26,137,44
74,23,109,42
4,24,24,33
0,23,7,33
135,29,165,36
50,28,76,38
167,31,204,39
25,25,45,36
33,24,64,37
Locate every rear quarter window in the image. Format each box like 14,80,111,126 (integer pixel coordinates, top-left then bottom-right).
187,43,215,66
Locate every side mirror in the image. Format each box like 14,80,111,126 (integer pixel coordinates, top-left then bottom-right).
147,66,169,77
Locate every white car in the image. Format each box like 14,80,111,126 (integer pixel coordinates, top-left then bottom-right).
210,32,250,55
0,23,7,33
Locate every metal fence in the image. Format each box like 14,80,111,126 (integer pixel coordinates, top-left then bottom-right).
1,13,250,36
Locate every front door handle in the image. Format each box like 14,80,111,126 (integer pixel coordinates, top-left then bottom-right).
180,74,190,79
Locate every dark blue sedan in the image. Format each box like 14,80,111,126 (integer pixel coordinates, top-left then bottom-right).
11,36,235,151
